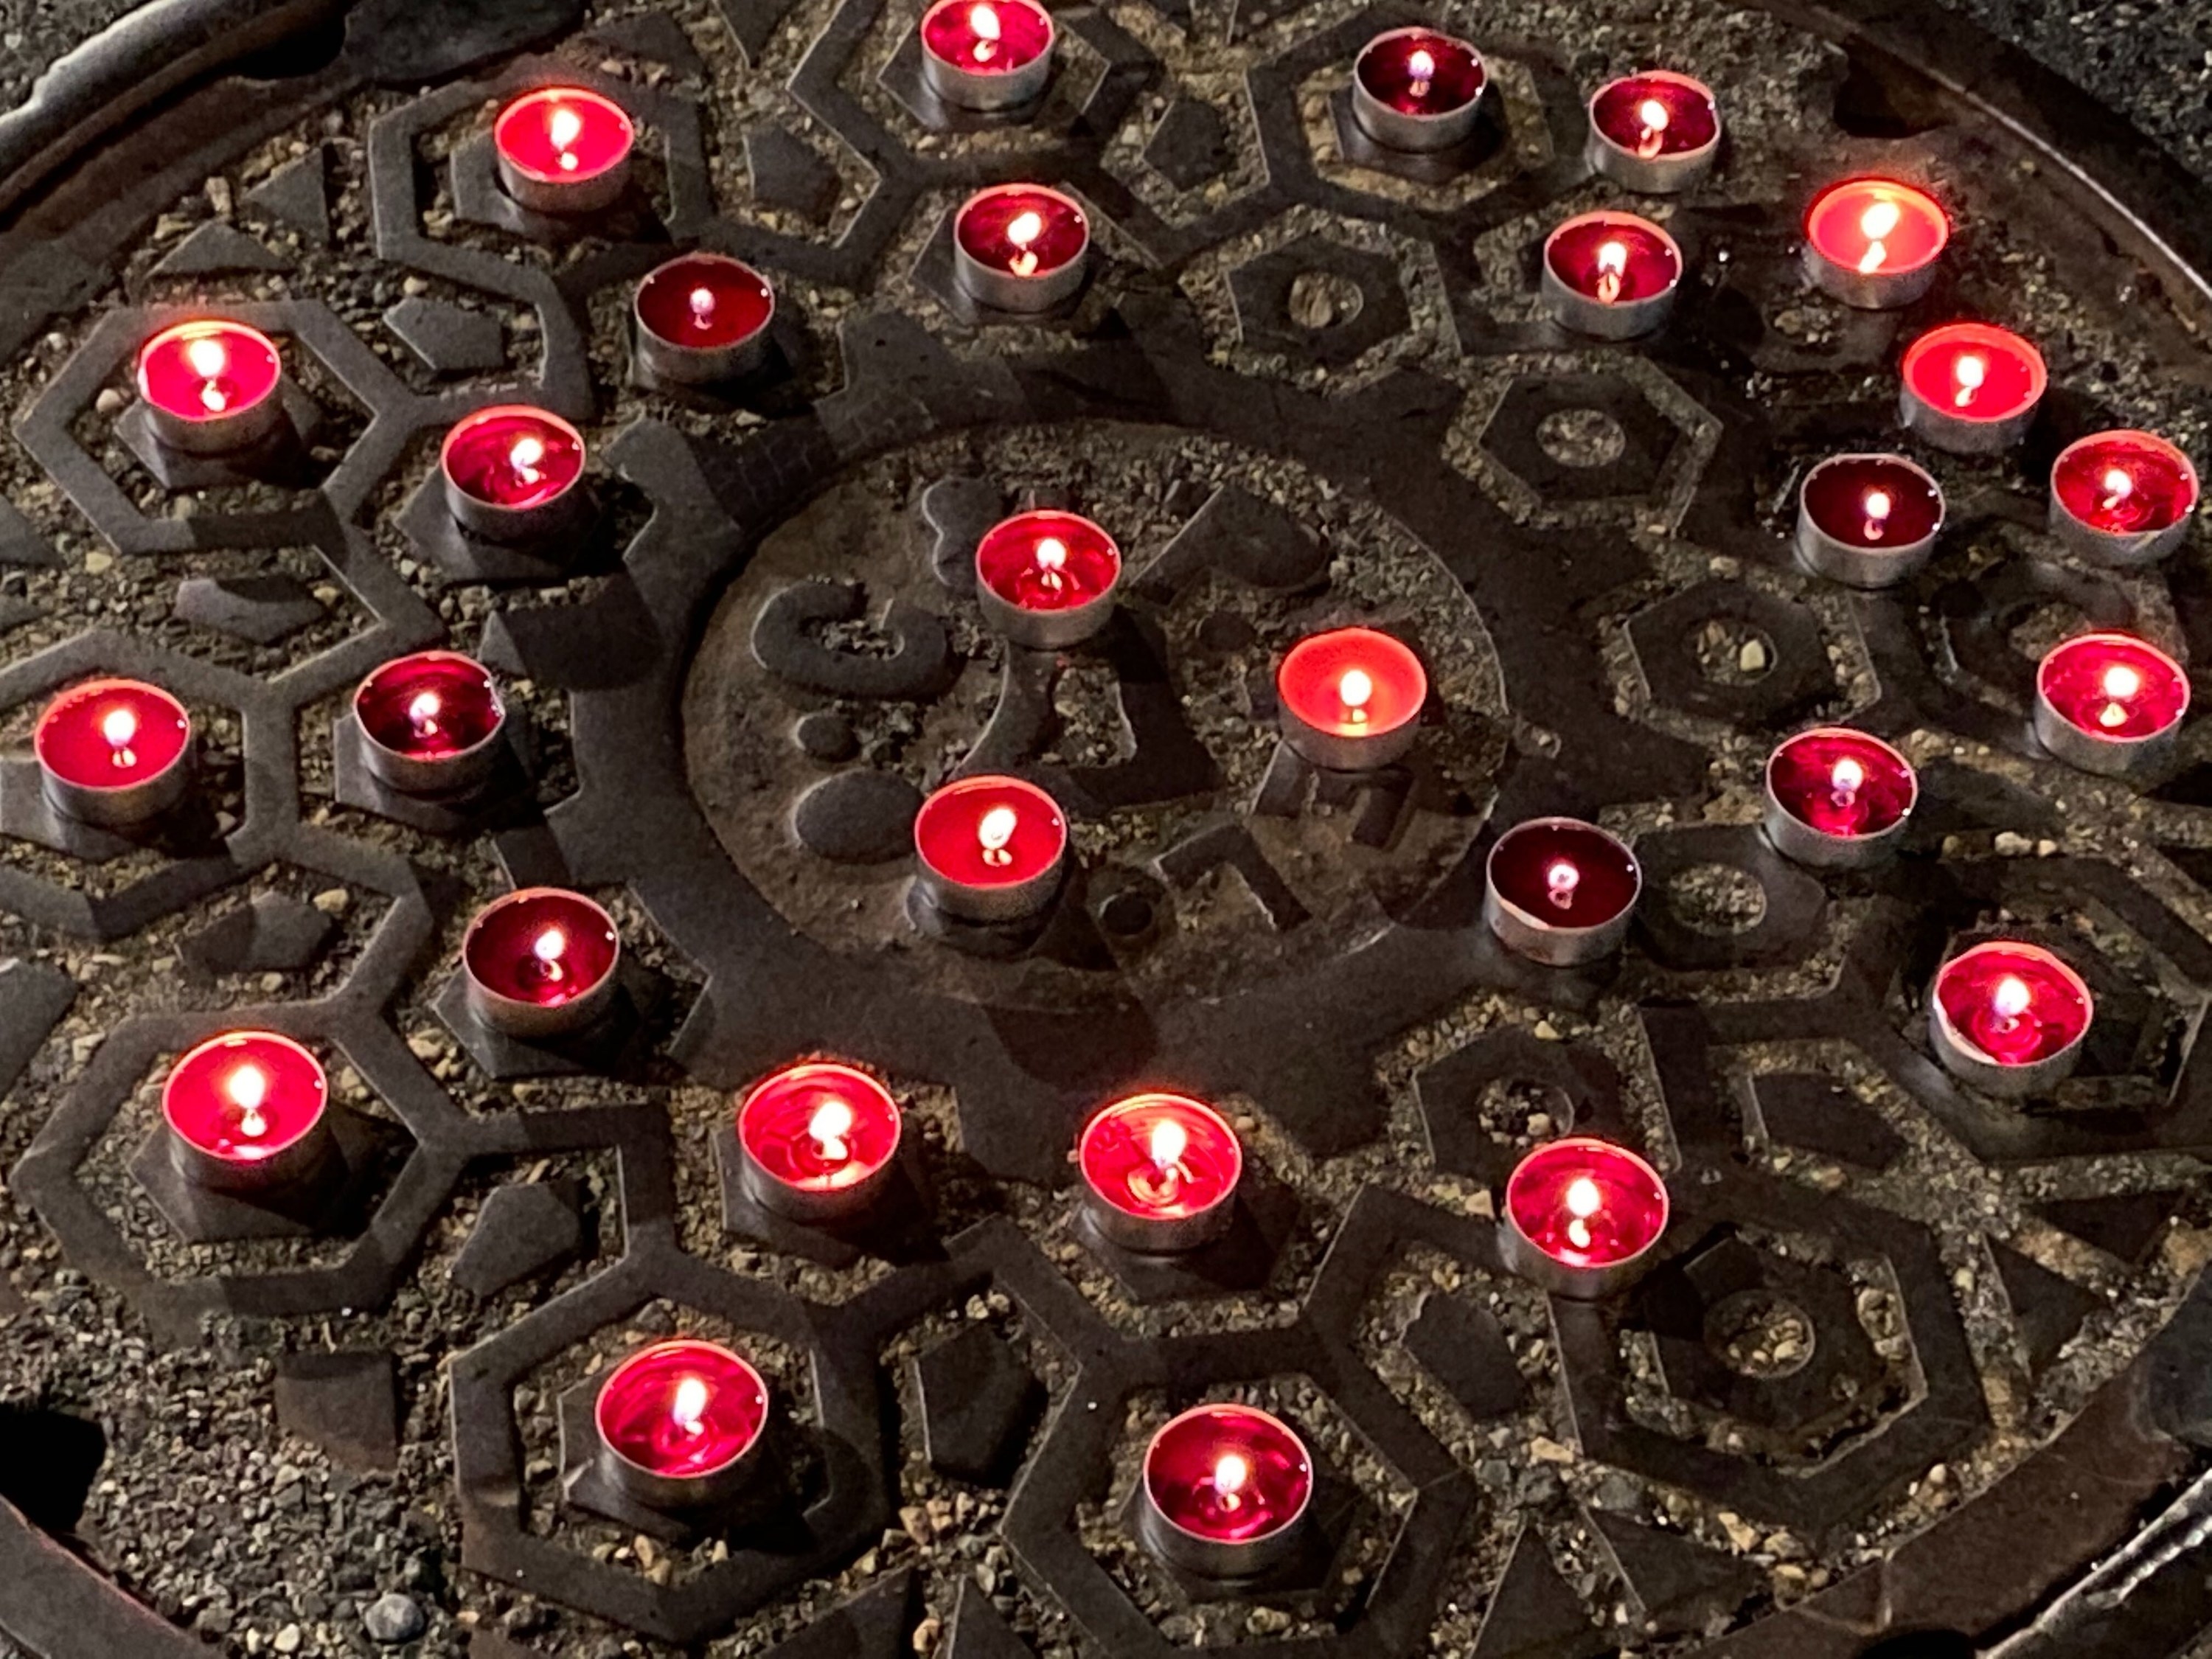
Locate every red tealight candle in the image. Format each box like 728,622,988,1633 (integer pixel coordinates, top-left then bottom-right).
440,405,588,543
1483,817,1640,967
1500,1136,1669,1298
493,86,636,215
633,252,776,386
919,0,1054,111
953,184,1090,313
135,319,283,454
352,650,506,796
1928,939,2093,1096
2033,632,2189,779
1077,1093,1242,1253
1802,178,1949,309
974,509,1122,649
1275,627,1427,771
1762,727,1917,868
1540,210,1683,340
912,773,1068,925
2049,430,2199,566
1350,27,1486,153
1899,321,2046,455
1138,1404,1312,1578
33,677,193,829
1795,452,1944,588
1585,71,1720,193
162,1031,330,1193
461,887,622,1040
595,1338,768,1510
735,1061,903,1223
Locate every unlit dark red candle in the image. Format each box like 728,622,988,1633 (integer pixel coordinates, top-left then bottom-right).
1803,179,1947,307
1141,1403,1312,1574
974,509,1121,649
1586,70,1719,192
34,678,192,828
162,1030,328,1189
1078,1092,1242,1253
1275,627,1426,770
633,253,775,384
595,1339,768,1505
136,319,283,453
493,86,635,213
913,774,1068,923
2049,430,2198,565
736,1061,902,1221
353,651,505,794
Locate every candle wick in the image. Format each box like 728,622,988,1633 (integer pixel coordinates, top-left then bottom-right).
1635,97,1669,159
2098,663,2142,730
2099,467,2135,518
408,690,442,739
532,926,568,984
1544,859,1579,911
1593,240,1627,306
1405,46,1435,102
1989,973,2032,1033
1857,198,1902,274
1861,488,1891,543
227,1064,270,1140
509,434,546,488
977,804,1018,869
101,706,139,770
1338,667,1374,726
1563,1174,1601,1253
548,106,584,173
671,1376,709,1437
689,286,717,329
1829,756,1863,810
1951,353,1986,409
1211,1452,1249,1512
807,1098,855,1166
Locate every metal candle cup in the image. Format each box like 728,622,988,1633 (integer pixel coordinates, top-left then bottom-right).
953,184,1089,312
2032,633,2189,779
974,509,1121,649
352,651,506,796
1795,452,1944,588
1802,179,1949,309
919,0,1054,110
1350,27,1486,153
1762,727,1917,869
594,1339,769,1511
1500,1135,1669,1299
1928,939,2093,1097
1138,1403,1312,1579
1540,210,1683,340
33,678,193,829
1077,1093,1242,1253
1483,818,1640,967
439,405,588,543
1274,627,1427,771
135,319,283,454
2048,430,2198,566
461,888,622,1040
1585,71,1719,193
912,774,1068,924
633,253,776,385
161,1031,330,1194
1899,322,2046,455
493,86,635,215
734,1062,902,1223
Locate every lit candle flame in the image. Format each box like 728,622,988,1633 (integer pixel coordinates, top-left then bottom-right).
978,803,1018,868
1857,197,1902,274
967,1,1001,61
1594,238,1628,306
1830,755,1864,807
672,1375,709,1436
1006,209,1044,279
1545,859,1579,911
509,434,545,486
532,926,568,983
689,286,717,327
1406,46,1435,100
1034,534,1067,593
1635,96,1669,159
1862,488,1892,543
2099,466,2135,516
227,1062,270,1141
2098,661,2142,729
1148,1115,1188,1173
1991,974,2031,1025
1951,352,1986,410
1211,1451,1250,1509
1339,667,1374,724
1563,1173,1601,1251
407,690,442,737
186,334,231,413
808,1096,855,1164
549,104,583,172
100,705,139,769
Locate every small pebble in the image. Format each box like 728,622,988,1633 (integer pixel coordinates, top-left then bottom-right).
364,1592,424,1644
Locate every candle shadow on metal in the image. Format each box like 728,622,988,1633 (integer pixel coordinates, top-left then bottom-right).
453,128,671,246
1326,83,1504,184
0,754,228,862
712,1119,946,1270
330,709,539,838
1073,1171,1302,1301
1121,1446,1364,1600
116,379,327,490
914,202,1095,327
394,448,621,586
128,1103,404,1243
431,957,678,1083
